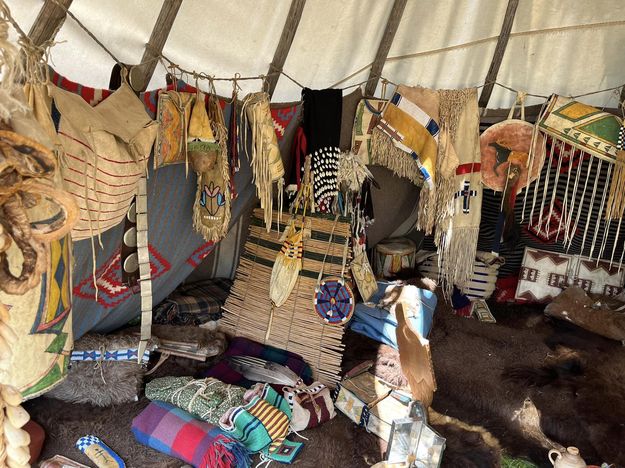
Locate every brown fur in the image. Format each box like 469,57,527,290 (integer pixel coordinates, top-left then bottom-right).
29,292,625,467
545,286,625,341
45,334,158,407
429,298,625,466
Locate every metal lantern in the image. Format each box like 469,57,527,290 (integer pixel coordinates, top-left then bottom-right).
386,401,446,467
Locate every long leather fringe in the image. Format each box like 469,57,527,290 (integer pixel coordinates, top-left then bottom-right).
370,128,423,185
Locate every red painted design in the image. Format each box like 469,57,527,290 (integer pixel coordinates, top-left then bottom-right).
456,163,481,175
579,259,621,276
516,290,557,304
604,284,623,296
271,105,298,141
547,273,568,288
73,245,170,308
520,267,539,282
526,249,569,265
186,242,216,267
546,137,591,174
572,278,593,292
525,199,578,243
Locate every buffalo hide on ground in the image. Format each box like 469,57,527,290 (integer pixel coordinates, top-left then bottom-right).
423,301,625,466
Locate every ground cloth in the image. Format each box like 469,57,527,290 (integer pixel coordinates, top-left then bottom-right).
132,400,249,468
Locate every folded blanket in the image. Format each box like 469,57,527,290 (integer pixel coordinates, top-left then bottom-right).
145,376,246,425
203,337,312,388
219,384,302,464
131,401,249,468
153,278,232,326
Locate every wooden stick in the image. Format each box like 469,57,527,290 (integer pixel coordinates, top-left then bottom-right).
478,0,520,109
28,0,73,47
265,0,307,98
134,0,183,91
364,0,407,97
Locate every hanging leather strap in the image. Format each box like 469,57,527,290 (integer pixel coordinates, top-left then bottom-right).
136,175,152,363
316,214,341,286
506,91,527,121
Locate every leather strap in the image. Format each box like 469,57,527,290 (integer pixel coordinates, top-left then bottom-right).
136,175,152,363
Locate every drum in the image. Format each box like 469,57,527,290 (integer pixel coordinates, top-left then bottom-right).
373,238,416,279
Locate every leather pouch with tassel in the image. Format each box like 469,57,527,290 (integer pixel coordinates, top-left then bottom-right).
189,93,231,242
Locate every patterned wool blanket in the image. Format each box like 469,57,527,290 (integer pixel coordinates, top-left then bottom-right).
145,376,246,425
47,71,300,338
153,278,232,325
132,400,249,468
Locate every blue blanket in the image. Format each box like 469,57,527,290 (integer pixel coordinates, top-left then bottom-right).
349,282,437,348
52,72,301,338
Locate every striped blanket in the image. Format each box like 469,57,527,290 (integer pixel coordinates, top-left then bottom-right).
220,384,303,463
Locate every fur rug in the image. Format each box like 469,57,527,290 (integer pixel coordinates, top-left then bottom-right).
431,301,625,467
345,298,625,467
45,334,159,406
26,295,624,467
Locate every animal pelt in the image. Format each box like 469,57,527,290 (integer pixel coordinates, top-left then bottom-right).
429,409,502,468
26,396,183,467
150,324,227,357
46,334,159,407
342,331,503,467
545,286,625,342
504,344,625,466
423,298,625,467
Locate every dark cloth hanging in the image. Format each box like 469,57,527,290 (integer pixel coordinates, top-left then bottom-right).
299,88,343,212
302,88,343,152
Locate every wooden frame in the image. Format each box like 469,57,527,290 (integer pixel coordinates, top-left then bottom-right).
28,0,73,47
265,0,307,98
478,0,520,109
134,0,184,92
364,0,407,97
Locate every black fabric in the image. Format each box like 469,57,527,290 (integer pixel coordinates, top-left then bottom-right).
299,88,344,212
302,88,343,152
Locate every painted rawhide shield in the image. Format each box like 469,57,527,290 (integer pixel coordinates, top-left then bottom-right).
313,277,354,325
0,237,73,399
480,119,544,192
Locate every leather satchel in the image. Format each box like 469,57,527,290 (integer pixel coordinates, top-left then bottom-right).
351,247,377,302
